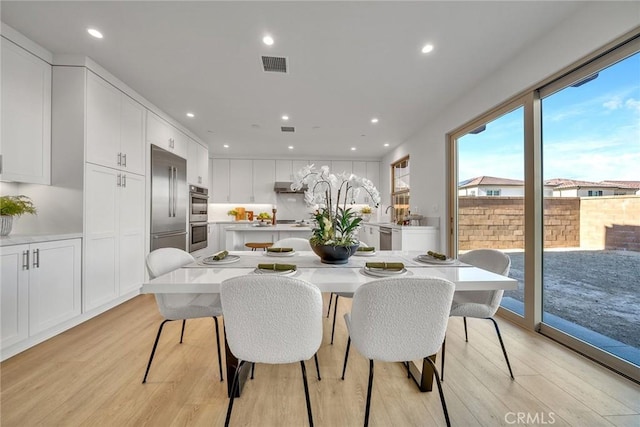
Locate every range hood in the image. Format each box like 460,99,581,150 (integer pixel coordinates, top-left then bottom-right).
274,181,306,193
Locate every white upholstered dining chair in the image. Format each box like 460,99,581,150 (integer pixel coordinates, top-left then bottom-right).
142,248,224,383
220,275,323,427
272,237,312,251
341,277,455,427
440,248,514,381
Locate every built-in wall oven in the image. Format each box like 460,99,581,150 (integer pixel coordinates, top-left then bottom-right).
189,185,209,252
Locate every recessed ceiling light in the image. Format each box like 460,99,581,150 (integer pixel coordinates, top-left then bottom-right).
421,44,434,54
223,144,229,148
384,143,390,147
371,118,379,124
282,115,289,121
87,28,103,39
288,146,294,150
351,147,357,151
186,112,195,118
207,130,214,133
263,35,274,46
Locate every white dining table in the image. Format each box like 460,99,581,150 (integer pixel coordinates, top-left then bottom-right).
141,250,517,396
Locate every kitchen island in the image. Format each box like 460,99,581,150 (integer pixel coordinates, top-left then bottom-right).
224,223,313,250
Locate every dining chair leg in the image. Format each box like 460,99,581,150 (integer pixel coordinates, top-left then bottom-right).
213,316,223,382
142,319,170,383
424,357,451,427
300,361,314,427
488,317,514,379
326,293,333,318
364,360,374,427
341,337,351,380
251,363,255,379
225,360,245,427
330,295,340,344
463,317,468,342
314,353,321,380
440,336,446,381
179,319,186,343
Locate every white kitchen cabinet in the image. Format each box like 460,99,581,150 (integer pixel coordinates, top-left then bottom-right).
1,245,29,349
188,139,209,187
211,159,230,202
275,160,293,181
84,164,145,311
331,161,352,175
0,38,51,185
86,71,145,175
359,224,380,249
291,160,310,178
252,160,276,203
146,112,188,159
229,159,253,203
1,239,81,352
388,227,439,251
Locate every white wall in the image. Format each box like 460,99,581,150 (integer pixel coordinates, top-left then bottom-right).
381,2,640,252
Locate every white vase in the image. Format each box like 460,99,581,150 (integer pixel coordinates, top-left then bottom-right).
1,216,13,236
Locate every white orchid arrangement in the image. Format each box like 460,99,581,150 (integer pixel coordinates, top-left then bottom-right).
291,164,380,246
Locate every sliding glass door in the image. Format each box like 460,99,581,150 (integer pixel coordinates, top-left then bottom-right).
449,34,639,379
539,48,640,369
454,103,526,317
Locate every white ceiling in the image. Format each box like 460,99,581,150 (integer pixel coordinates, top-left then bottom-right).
1,1,585,160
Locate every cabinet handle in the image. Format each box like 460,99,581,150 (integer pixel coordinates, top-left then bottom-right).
117,152,122,166
33,249,40,269
117,173,122,187
122,153,127,167
169,138,174,148
198,176,202,184
22,250,29,270
122,174,127,188
0,154,3,174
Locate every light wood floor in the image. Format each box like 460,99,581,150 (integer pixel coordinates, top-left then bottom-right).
1,294,638,426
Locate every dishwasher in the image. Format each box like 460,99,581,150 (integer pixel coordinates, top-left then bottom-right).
379,226,392,250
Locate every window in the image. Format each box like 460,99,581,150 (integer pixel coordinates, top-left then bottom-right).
587,190,603,196
391,156,410,222
486,189,501,196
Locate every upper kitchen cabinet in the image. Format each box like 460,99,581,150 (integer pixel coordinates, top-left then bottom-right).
229,159,253,202
252,159,276,203
146,112,187,159
352,161,380,204
187,139,209,187
0,37,51,185
86,71,145,175
331,161,352,175
210,158,230,202
275,160,293,182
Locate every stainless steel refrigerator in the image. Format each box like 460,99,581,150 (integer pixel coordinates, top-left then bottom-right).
150,145,187,251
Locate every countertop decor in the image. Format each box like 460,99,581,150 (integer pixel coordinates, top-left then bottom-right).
291,164,380,263
0,195,37,236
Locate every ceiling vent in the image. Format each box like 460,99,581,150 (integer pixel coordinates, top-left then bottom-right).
262,56,288,73
281,126,295,132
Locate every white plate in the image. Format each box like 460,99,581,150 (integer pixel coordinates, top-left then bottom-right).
263,251,296,257
361,267,408,277
253,267,297,276
354,250,376,257
415,255,457,265
201,254,240,265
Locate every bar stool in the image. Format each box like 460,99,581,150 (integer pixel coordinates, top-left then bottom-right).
245,242,273,251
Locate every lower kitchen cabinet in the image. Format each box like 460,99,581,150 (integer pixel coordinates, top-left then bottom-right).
84,164,145,311
0,238,81,355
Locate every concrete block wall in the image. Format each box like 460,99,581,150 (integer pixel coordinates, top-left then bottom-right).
580,196,640,251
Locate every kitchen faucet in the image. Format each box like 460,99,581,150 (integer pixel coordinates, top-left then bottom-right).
385,205,395,221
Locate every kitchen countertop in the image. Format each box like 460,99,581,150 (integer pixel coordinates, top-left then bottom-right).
224,224,313,232
0,232,83,247
363,222,438,230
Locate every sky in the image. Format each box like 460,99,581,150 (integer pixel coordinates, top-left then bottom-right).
458,51,640,183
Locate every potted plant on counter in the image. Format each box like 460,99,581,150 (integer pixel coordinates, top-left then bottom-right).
0,195,36,236
291,164,380,264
